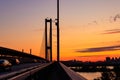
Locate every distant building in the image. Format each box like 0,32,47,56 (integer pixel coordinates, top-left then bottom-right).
111,57,115,62
106,57,110,62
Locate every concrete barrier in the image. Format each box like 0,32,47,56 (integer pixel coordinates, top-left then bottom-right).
60,62,87,80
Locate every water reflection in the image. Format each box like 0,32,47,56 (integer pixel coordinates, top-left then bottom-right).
77,72,101,80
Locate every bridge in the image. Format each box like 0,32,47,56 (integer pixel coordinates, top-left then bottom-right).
0,46,86,80
0,45,86,80
0,0,87,80
0,47,47,63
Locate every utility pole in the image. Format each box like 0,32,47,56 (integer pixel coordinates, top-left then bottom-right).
30,49,32,55
57,0,60,62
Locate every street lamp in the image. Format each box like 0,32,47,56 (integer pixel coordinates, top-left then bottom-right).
57,0,60,62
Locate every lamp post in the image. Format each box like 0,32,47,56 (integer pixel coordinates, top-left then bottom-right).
57,0,60,62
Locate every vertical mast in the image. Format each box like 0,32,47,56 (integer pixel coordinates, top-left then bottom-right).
45,19,48,60
57,0,60,62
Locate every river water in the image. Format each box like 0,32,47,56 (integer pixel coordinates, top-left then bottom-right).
76,66,113,80
77,72,101,80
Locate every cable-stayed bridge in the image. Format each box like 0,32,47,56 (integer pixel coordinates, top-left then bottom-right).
0,16,86,80
0,0,86,80
0,45,86,80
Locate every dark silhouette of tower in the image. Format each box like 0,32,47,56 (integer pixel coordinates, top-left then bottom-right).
45,18,52,62
45,0,60,62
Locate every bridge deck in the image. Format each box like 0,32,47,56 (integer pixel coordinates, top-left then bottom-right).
1,62,86,80
25,62,86,80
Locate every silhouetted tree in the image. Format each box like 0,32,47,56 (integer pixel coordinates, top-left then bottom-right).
100,71,115,80
94,71,115,80
114,66,120,80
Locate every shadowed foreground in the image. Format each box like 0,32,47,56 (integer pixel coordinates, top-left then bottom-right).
25,62,86,80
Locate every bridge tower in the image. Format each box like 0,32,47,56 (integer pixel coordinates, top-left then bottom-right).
44,0,60,62
45,18,52,62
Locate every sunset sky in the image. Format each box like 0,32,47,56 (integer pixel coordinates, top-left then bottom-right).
1,0,120,61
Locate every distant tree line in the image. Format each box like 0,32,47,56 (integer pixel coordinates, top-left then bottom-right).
94,66,120,80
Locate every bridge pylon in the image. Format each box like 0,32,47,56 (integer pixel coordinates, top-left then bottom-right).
45,18,52,62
